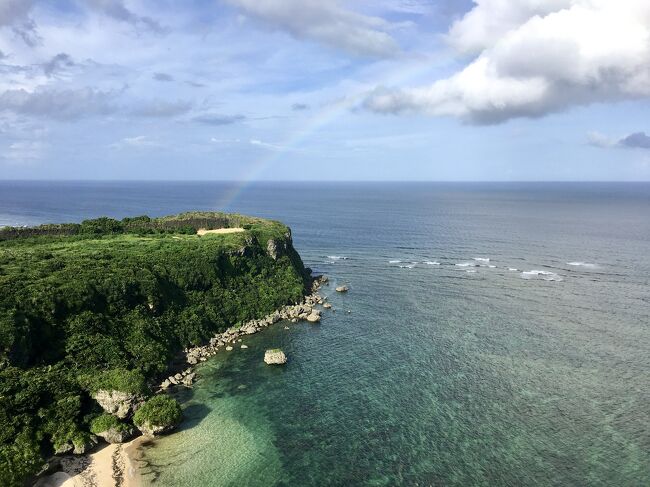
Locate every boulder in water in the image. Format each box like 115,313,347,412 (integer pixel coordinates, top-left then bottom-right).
264,349,287,365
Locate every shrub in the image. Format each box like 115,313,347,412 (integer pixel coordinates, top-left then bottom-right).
90,414,130,435
80,368,148,395
133,395,182,429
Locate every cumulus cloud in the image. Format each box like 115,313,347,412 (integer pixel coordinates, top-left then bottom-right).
193,113,245,125
225,0,399,57
365,1,650,124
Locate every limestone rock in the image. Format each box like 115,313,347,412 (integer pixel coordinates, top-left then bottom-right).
306,313,321,323
335,285,349,293
264,349,287,365
93,390,139,419
95,427,134,444
182,373,195,387
137,421,174,437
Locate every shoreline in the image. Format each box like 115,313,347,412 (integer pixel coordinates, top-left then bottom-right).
34,436,145,487
35,274,330,487
157,274,329,391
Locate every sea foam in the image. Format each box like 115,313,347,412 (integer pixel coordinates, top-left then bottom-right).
521,270,563,281
567,262,597,268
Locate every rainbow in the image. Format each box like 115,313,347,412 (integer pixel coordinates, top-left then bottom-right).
215,97,353,209
214,56,438,209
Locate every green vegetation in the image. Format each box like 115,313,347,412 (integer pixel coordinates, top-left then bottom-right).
0,212,308,486
133,395,182,432
89,414,130,435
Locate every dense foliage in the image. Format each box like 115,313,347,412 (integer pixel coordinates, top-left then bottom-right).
0,212,308,486
89,414,130,436
133,395,182,430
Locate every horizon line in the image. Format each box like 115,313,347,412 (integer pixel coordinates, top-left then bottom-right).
1,179,650,184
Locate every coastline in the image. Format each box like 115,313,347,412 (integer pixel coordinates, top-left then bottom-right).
157,274,329,391
35,274,329,487
34,437,144,487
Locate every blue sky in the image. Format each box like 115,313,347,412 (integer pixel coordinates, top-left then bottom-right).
1,0,649,181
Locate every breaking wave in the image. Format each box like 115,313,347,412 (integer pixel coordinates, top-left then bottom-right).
521,270,563,281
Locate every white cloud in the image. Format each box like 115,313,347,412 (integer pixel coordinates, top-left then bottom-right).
587,131,617,148
365,0,650,124
225,0,399,57
249,138,303,152
111,135,160,149
590,131,650,150
0,86,118,119
2,140,46,164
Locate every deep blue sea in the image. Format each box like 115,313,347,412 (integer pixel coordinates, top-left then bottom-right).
1,181,649,486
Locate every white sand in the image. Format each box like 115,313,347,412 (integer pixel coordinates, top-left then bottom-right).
35,437,144,487
196,227,245,236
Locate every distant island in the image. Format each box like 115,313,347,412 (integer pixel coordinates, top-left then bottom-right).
0,212,312,486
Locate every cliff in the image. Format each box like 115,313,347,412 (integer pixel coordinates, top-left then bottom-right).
0,212,309,486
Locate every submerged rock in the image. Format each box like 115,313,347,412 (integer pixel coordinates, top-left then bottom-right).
264,349,287,365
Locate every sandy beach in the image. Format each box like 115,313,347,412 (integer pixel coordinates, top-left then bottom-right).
34,437,146,487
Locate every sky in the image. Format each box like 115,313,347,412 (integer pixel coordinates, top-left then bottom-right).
1,0,650,181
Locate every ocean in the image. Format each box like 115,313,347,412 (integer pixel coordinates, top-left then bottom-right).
1,181,649,486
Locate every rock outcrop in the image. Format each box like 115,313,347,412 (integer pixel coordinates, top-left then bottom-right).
95,426,134,444
335,285,349,292
137,421,173,437
264,349,287,365
93,390,139,419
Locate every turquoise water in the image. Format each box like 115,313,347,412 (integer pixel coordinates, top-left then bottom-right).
1,182,648,485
